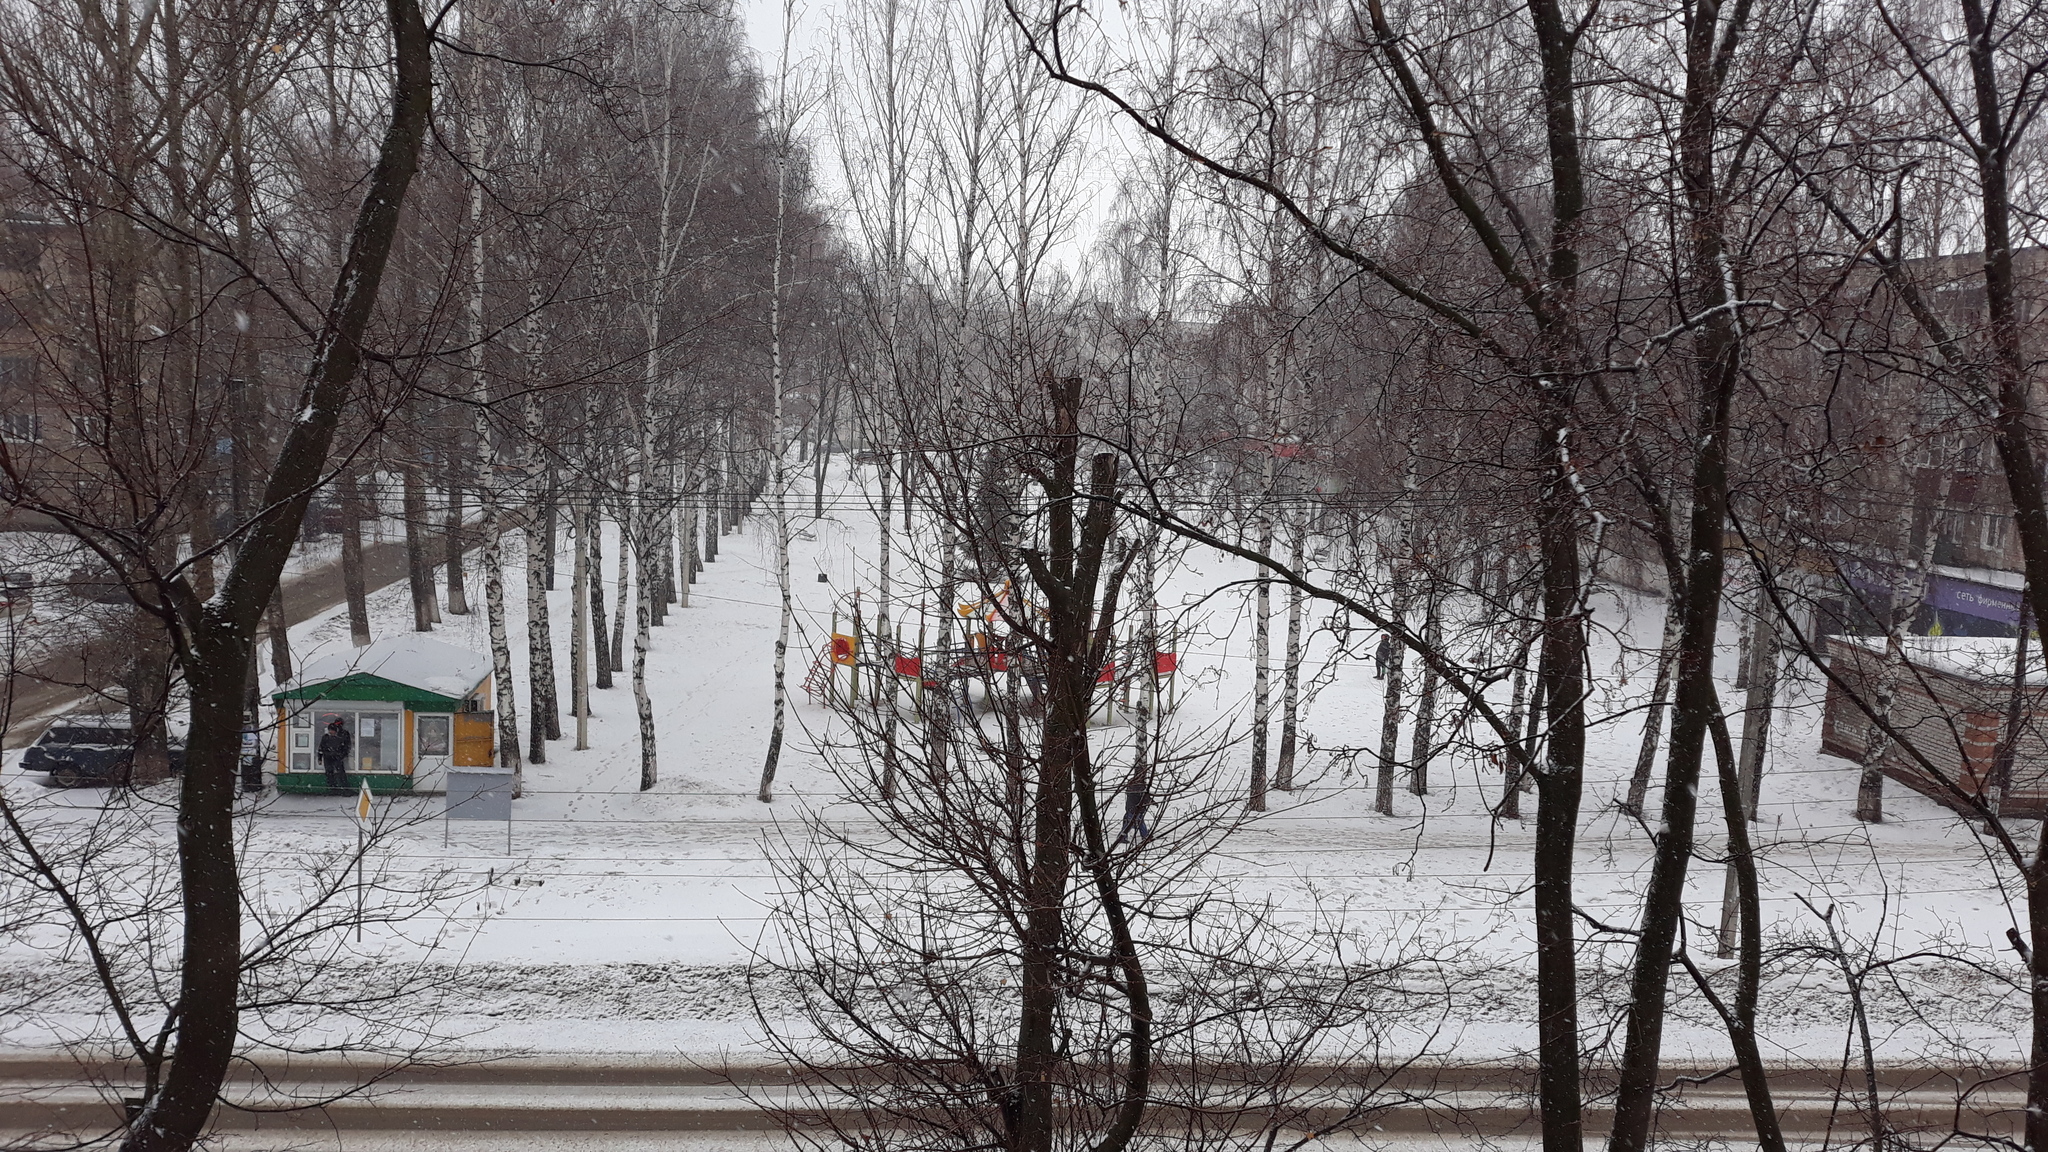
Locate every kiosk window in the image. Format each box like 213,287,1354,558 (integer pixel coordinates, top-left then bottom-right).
416,715,450,757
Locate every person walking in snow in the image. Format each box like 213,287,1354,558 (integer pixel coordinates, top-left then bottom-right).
1116,777,1154,846
1373,635,1394,680
317,718,352,794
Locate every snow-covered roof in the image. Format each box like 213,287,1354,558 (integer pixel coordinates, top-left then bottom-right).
285,635,492,701
1832,633,2039,685
1931,563,2026,591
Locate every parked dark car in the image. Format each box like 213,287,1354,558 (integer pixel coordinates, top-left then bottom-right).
0,571,31,609
65,565,129,605
21,715,185,787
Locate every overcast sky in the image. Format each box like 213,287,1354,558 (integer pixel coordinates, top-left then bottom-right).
725,0,1144,289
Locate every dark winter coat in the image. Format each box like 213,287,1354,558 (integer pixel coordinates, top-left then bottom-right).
1124,780,1151,817
317,727,353,762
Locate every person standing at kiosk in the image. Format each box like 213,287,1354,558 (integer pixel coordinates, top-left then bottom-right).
317,718,353,793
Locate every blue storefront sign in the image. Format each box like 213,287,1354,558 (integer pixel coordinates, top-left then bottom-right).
1833,557,2024,630
1930,574,2024,626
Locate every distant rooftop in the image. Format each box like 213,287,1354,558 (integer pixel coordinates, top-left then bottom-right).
1834,633,2040,685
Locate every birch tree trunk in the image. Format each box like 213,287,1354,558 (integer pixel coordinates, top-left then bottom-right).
711,465,724,562
878,451,898,798
633,517,656,790
813,372,836,518
1132,536,1156,795
525,512,556,761
630,410,657,788
468,93,521,785
660,510,676,612
571,499,590,749
685,474,701,585
1734,578,1779,820
1249,511,1272,811
1623,602,1679,817
1500,614,1531,821
444,454,470,615
523,325,559,756
1276,519,1304,791
1375,571,1408,816
759,77,795,802
403,463,435,631
480,494,522,783
612,512,630,672
1410,590,1441,795
542,476,557,591
339,471,372,647
267,590,291,687
1718,579,1779,955
684,461,700,606
589,503,612,690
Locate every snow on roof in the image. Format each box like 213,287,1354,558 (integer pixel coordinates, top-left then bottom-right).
1931,562,2026,592
287,635,492,700
1832,633,2038,685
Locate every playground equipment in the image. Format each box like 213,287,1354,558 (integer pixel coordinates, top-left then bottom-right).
801,586,1180,729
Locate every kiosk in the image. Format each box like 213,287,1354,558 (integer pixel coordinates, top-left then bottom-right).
273,635,497,795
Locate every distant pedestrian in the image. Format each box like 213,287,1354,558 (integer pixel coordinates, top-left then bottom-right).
317,718,352,794
1116,777,1153,846
1374,635,1394,680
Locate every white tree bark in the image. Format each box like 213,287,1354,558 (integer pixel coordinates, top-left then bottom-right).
684,463,700,614
630,410,657,788
1250,509,1273,811
612,510,630,674
468,85,521,787
758,45,796,802
633,527,655,789
1410,589,1442,795
524,488,555,763
571,498,591,750
523,287,558,762
1276,518,1304,791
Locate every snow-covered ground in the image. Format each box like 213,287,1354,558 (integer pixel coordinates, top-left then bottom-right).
0,462,2032,1072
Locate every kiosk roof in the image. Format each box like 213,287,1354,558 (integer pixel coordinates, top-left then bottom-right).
277,635,492,704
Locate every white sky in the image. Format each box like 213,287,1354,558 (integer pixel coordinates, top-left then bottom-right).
729,0,1149,288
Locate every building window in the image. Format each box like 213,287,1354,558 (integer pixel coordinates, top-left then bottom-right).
69,414,102,444
1958,438,1986,471
1983,513,2010,552
0,413,41,443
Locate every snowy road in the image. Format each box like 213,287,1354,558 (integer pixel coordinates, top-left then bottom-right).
0,1055,2025,1148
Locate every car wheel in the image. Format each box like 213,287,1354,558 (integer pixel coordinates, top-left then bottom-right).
49,763,90,788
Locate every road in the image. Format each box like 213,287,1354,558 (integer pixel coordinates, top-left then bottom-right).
3,529,458,749
0,1056,2024,1149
